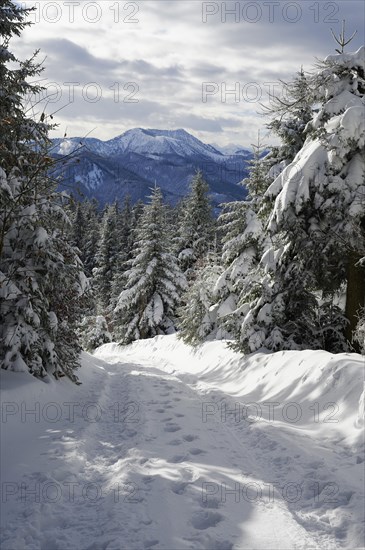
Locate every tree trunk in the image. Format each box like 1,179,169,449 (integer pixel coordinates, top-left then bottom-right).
345,251,365,352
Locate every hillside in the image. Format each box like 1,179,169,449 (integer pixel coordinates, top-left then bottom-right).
51,129,251,207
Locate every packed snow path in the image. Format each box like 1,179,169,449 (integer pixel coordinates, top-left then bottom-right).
1,340,364,550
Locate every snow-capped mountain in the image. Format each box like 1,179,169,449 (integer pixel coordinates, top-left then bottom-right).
211,142,253,157
54,129,224,159
52,129,251,207
107,128,224,158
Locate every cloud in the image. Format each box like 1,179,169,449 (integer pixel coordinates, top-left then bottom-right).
15,0,365,147
39,38,120,70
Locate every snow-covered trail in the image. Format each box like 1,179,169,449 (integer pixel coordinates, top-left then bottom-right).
3,340,362,550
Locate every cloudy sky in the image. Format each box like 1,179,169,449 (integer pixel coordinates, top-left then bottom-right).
16,0,365,147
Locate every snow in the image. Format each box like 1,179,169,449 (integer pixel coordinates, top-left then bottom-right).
267,45,365,232
1,335,363,549
85,164,104,191
53,128,241,163
325,46,365,70
34,227,48,247
211,143,252,157
267,139,327,226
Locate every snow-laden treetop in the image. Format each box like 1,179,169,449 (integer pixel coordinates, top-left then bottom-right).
267,46,365,229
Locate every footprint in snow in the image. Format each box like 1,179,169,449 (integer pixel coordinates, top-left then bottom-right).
144,540,159,549
155,408,165,413
183,434,198,442
307,460,324,469
168,439,182,446
191,510,224,530
171,481,190,495
175,413,185,418
164,424,181,432
189,448,205,456
201,497,221,509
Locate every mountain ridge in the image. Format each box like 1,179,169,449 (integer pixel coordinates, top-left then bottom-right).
52,128,252,207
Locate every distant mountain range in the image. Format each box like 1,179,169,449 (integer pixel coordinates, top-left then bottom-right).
51,128,252,207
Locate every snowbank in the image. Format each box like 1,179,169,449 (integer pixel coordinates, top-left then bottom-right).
95,336,365,547
96,335,365,450
1,337,364,549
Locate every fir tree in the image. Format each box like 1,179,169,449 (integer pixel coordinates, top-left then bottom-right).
69,198,100,278
83,199,100,277
354,305,365,353
93,201,120,312
110,195,134,309
114,187,186,344
214,137,270,338
176,171,215,277
0,2,87,380
237,44,365,352
178,253,222,346
78,315,112,352
265,67,314,167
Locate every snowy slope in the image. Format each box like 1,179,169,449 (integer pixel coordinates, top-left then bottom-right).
1,336,363,549
51,129,250,207
107,129,224,159
211,143,252,157
53,129,236,160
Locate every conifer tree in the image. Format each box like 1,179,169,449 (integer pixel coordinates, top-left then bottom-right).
114,187,186,344
178,253,222,346
69,198,100,278
93,201,120,312
0,2,87,380
214,138,270,337
78,315,112,352
265,67,314,167
237,44,365,352
110,195,134,308
176,171,215,277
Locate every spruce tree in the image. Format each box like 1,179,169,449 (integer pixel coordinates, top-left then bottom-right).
354,306,365,353
93,201,120,312
237,44,365,353
0,2,87,380
178,253,222,346
114,187,186,344
83,199,100,277
177,171,215,277
264,67,314,167
214,138,270,338
69,198,100,278
110,195,134,309
78,314,112,352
